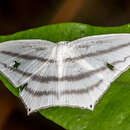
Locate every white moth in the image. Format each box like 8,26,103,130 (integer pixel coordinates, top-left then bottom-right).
0,34,130,114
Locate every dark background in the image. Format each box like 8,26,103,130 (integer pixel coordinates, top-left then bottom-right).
0,0,130,35
0,0,130,129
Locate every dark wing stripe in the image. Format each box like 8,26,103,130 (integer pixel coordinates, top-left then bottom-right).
1,62,106,83
34,47,46,51
77,45,89,49
24,80,103,97
24,87,58,97
0,51,56,63
64,42,130,62
0,56,129,83
1,42,130,64
62,80,103,95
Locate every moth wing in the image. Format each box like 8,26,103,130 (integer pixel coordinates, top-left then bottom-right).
60,34,130,110
20,46,58,114
55,45,107,111
20,34,130,113
20,45,105,113
70,34,130,83
1,34,130,113
0,40,56,87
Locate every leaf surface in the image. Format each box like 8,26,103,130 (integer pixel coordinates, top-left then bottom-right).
0,23,130,130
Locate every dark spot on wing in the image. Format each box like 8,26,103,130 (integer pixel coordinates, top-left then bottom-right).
90,105,92,108
28,108,31,112
13,61,21,69
106,63,114,70
19,83,28,92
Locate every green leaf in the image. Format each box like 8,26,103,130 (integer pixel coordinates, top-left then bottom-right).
0,23,130,130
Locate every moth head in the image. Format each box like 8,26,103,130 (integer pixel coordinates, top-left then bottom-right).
57,41,69,45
